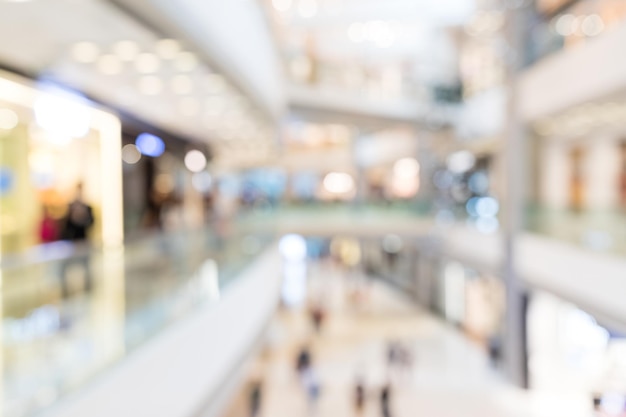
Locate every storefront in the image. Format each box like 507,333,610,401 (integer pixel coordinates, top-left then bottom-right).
527,291,626,415
0,71,123,257
432,259,505,346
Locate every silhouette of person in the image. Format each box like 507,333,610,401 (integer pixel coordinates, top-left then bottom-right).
61,184,94,241
60,184,95,297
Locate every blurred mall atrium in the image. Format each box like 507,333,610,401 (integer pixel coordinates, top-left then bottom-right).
1,0,626,416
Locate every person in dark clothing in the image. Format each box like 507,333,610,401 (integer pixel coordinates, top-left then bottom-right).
60,184,95,297
296,346,312,376
61,184,94,241
380,384,392,417
354,378,366,416
249,380,262,417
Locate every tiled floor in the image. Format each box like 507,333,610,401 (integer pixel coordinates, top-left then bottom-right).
224,261,588,417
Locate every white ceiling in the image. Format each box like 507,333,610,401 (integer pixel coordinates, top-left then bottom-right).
0,0,276,165
265,0,475,85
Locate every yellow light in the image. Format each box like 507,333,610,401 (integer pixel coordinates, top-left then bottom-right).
323,172,354,194
135,53,161,74
156,39,181,59
393,157,420,179
179,97,200,117
137,76,163,95
72,42,100,63
170,74,193,94
97,54,123,75
113,40,140,61
175,52,198,72
95,112,124,248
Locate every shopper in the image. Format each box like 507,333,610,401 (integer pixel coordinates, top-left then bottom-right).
39,206,59,243
380,383,392,417
60,184,94,297
301,367,321,415
309,303,326,334
354,378,366,416
61,184,94,242
249,380,262,417
296,345,312,378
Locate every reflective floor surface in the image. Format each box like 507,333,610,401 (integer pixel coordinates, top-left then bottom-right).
223,260,590,417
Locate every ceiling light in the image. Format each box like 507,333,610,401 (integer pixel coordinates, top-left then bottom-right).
178,97,200,116
156,39,181,59
175,52,198,72
113,40,139,61
184,150,207,172
137,76,163,95
34,93,91,138
170,74,193,94
0,109,19,130
96,54,122,75
272,0,292,12
135,133,165,157
121,144,141,164
205,96,224,116
581,14,604,37
135,53,161,73
393,158,420,179
554,14,577,36
71,42,100,63
447,151,475,173
204,73,227,93
323,172,354,194
298,0,318,18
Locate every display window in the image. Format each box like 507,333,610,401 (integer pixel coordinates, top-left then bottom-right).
0,71,123,257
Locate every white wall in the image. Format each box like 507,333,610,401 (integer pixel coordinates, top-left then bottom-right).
120,0,286,120
435,225,626,333
519,22,626,121
584,138,620,210
540,141,571,210
539,138,621,211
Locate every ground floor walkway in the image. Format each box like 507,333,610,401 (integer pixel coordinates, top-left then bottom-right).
223,260,582,417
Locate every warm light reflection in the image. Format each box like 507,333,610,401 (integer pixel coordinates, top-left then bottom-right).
71,41,100,63
156,39,181,59
0,108,19,130
113,40,139,61
135,53,161,74
323,172,355,194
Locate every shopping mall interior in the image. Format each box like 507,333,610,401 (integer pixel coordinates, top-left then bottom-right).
1,0,626,416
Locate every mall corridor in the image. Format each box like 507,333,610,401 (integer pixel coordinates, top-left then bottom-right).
3,0,626,416
222,260,577,417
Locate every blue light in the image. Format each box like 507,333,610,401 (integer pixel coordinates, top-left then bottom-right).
135,133,165,157
0,168,14,195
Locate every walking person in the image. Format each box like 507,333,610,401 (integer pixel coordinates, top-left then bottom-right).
60,184,94,297
354,377,366,416
380,383,392,417
249,380,262,417
295,345,312,379
309,303,326,334
302,367,321,415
